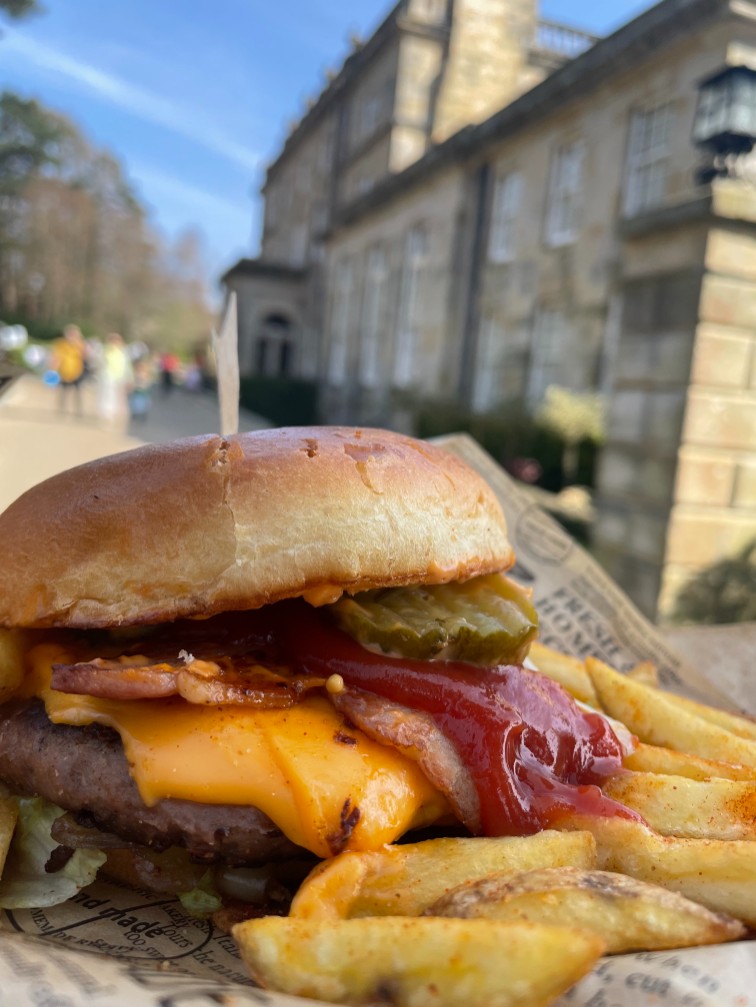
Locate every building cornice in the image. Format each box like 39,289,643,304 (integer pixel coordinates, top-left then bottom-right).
617,196,713,238
617,178,756,238
394,13,450,41
220,258,308,285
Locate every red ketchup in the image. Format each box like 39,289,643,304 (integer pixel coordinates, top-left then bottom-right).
268,601,638,836
148,602,637,836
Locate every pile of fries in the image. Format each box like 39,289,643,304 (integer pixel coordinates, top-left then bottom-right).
231,643,756,1007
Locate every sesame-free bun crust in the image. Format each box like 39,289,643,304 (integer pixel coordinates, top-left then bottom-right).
0,427,513,628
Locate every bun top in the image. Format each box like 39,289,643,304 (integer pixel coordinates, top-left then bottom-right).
0,427,513,628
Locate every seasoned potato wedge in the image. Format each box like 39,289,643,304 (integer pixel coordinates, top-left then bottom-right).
603,772,756,841
653,689,756,742
586,657,756,768
559,815,756,928
625,742,756,781
527,641,598,705
233,915,605,1007
626,660,659,687
426,866,745,952
290,831,597,920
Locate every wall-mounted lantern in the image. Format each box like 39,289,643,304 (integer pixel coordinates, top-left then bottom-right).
692,65,756,184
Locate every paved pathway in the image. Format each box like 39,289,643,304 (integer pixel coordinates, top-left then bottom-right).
0,374,269,511
125,381,269,444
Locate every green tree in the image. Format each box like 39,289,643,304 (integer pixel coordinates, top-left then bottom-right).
0,92,69,192
0,90,214,348
0,91,158,334
672,541,756,626
147,229,215,354
0,0,41,19
0,93,74,314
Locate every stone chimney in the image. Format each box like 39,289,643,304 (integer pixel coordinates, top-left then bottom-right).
431,0,539,143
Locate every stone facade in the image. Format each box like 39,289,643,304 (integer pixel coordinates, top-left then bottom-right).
223,0,594,397
657,185,756,614
223,0,756,620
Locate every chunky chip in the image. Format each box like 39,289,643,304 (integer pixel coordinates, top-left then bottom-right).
603,772,756,841
426,866,746,953
626,660,659,687
654,688,756,742
290,831,597,920
559,815,756,928
233,916,605,1007
526,642,597,705
586,657,756,768
624,742,756,782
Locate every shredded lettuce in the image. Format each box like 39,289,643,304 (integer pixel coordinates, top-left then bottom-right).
0,797,106,908
179,869,222,918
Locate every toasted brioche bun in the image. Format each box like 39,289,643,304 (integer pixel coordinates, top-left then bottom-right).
0,427,512,629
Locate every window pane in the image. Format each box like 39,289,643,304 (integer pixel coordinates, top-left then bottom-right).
527,309,568,406
473,316,500,411
329,263,353,384
360,247,387,387
545,143,583,246
489,171,522,262
623,104,672,216
394,225,427,387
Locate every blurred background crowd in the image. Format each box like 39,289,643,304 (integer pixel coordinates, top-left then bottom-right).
3,320,215,431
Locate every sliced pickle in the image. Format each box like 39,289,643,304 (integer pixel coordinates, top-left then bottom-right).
329,573,538,666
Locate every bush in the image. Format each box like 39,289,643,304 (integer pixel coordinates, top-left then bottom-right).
672,540,756,625
412,399,601,492
414,399,471,441
239,376,319,427
0,313,63,344
575,437,600,489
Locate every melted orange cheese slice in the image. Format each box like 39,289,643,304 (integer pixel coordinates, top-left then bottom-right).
28,644,447,859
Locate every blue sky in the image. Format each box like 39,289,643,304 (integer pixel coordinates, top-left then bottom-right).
0,0,651,285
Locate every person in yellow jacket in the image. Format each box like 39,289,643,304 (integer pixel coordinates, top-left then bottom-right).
49,324,86,415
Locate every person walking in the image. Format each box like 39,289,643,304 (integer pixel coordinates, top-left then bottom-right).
128,358,154,422
97,333,133,430
159,350,180,394
49,324,86,415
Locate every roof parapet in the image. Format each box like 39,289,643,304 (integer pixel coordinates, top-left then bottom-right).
531,18,599,62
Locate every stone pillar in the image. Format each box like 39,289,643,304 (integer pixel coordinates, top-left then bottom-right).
593,263,702,618
658,213,756,618
594,181,756,621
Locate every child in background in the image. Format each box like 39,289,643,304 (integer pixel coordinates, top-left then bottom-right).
129,358,153,421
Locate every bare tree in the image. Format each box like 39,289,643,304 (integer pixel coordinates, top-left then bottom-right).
0,89,214,350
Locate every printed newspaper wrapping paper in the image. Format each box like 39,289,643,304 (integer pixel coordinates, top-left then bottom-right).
0,433,753,1007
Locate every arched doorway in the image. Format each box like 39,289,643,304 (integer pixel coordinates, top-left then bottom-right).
255,313,294,376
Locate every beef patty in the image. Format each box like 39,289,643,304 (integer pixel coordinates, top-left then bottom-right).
0,699,302,864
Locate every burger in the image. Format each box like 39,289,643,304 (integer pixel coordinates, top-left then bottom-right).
0,427,627,914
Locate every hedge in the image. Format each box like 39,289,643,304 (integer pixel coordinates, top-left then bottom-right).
239,376,319,427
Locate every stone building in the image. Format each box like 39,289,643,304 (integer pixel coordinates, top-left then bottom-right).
223,0,595,382
222,0,756,620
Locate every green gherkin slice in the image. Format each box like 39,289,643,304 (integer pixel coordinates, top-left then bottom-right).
329,573,538,666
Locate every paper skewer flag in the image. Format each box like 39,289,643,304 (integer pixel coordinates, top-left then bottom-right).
212,291,240,436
